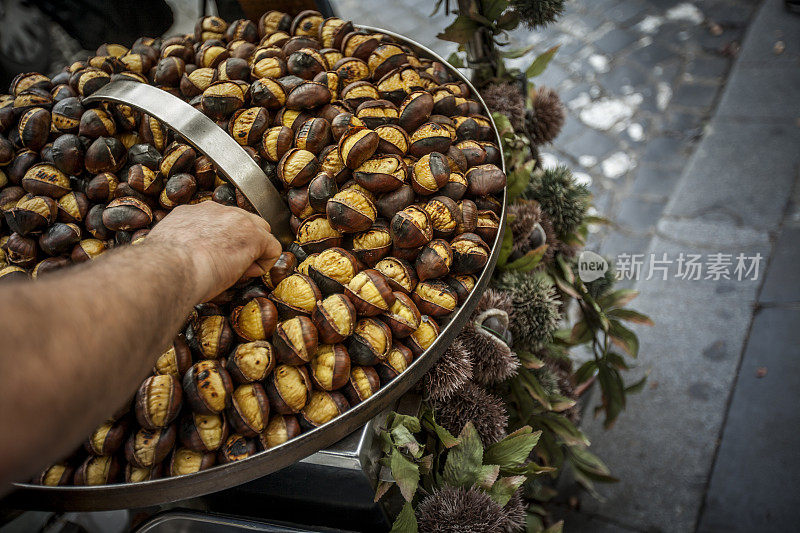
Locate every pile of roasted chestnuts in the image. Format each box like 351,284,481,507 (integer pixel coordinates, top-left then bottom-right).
0,10,506,487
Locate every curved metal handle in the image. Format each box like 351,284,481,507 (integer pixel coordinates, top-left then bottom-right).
85,81,292,245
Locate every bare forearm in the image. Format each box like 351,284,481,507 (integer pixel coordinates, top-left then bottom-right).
0,241,199,485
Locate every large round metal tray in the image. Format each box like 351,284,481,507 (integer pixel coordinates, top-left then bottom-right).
5,25,507,511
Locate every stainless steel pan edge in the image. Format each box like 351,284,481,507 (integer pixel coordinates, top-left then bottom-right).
6,25,507,512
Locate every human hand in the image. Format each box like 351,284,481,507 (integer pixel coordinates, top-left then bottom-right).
146,202,282,302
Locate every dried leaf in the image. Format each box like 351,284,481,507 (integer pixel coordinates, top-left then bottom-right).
390,449,420,502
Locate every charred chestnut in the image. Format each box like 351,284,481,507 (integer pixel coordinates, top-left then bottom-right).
183,360,234,414
390,205,432,249
415,239,453,281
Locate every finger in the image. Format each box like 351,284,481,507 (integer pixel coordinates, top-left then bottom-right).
255,232,282,272
243,263,266,278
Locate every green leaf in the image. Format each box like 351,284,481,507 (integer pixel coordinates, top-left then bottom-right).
607,308,654,326
496,10,520,31
421,408,460,448
390,449,420,502
487,475,526,506
387,412,422,433
503,245,546,272
391,424,422,458
476,464,501,489
390,501,418,533
526,511,544,532
482,0,509,21
609,319,639,358
532,413,590,446
446,52,465,68
442,422,484,488
517,350,545,369
525,46,560,78
568,447,618,483
485,426,541,467
550,395,577,412
437,15,480,44
604,351,630,370
374,479,394,502
543,521,564,533
519,369,553,410
597,363,625,427
569,320,593,344
497,215,515,267
625,371,649,394
599,289,639,309
500,44,536,59
574,360,597,385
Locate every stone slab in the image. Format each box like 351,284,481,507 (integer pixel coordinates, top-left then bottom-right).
757,226,800,304
697,308,800,532
715,65,800,120
736,0,800,65
577,220,770,532
664,121,800,231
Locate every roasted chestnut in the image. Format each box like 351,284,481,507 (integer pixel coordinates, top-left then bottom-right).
382,291,422,338
338,127,379,169
424,196,461,237
168,447,215,476
412,279,458,317
272,315,318,365
309,344,351,391
347,317,392,365
179,412,229,452
85,418,128,456
299,390,349,429
390,204,432,249
21,163,70,198
311,293,357,344
266,364,312,414
415,239,453,281
135,374,183,430
228,383,271,437
38,463,75,486
230,297,279,341
343,365,380,405
189,315,234,359
451,232,490,274
407,315,440,356
353,154,406,193
218,434,258,463
183,360,234,414
262,251,297,289
74,455,120,485
226,341,276,384
375,256,418,294
125,425,176,468
344,269,395,316
326,187,377,234
260,415,301,449
376,342,414,383
154,335,192,380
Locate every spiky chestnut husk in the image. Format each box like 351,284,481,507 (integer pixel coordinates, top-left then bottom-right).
480,82,525,132
493,271,561,350
503,490,528,532
522,165,589,238
458,322,518,386
431,382,507,445
416,485,507,533
473,288,513,317
422,338,473,401
525,86,565,145
510,0,566,29
506,199,557,264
